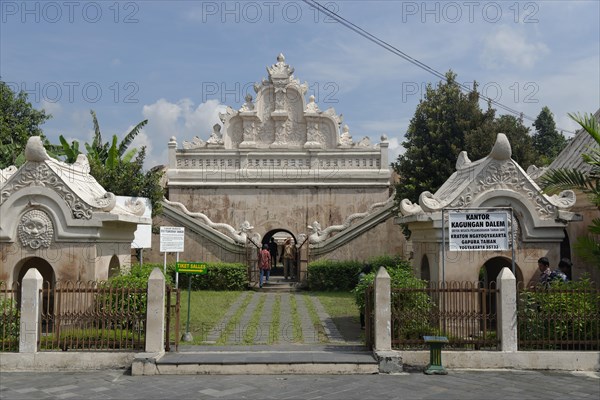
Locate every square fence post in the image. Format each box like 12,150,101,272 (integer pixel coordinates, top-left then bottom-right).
146,268,166,353
497,267,518,352
374,267,391,351
19,268,43,353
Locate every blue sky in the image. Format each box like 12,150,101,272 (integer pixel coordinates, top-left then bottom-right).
2,0,599,168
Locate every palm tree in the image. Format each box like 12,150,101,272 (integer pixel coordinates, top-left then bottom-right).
540,112,600,266
85,110,147,168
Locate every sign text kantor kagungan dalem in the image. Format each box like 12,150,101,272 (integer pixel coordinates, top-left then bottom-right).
448,212,509,251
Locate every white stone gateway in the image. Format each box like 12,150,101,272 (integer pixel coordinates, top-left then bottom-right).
396,133,579,284
0,137,151,286
148,54,405,269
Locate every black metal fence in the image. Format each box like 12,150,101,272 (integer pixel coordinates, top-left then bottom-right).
517,282,600,351
0,281,19,352
390,281,499,350
39,281,147,351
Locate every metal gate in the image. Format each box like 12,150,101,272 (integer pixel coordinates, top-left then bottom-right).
296,234,310,284
246,236,261,284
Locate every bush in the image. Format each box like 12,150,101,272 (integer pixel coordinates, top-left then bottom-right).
0,297,20,349
307,260,362,291
308,255,412,292
175,263,247,291
518,276,600,349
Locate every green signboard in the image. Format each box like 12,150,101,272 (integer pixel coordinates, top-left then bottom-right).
176,262,208,274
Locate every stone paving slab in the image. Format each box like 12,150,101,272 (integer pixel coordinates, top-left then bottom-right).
0,370,598,399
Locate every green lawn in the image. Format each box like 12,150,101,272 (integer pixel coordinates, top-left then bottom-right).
172,290,360,345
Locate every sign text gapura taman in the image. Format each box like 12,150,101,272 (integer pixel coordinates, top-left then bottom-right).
448,212,509,251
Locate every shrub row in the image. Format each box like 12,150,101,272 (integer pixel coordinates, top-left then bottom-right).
307,254,410,291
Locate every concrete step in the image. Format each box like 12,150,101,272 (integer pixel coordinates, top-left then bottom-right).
133,345,379,375
253,277,303,292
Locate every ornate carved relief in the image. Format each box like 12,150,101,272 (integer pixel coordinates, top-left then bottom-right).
18,209,54,249
448,160,559,218
308,195,395,244
182,136,206,150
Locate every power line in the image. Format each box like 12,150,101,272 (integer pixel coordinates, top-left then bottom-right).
302,0,575,134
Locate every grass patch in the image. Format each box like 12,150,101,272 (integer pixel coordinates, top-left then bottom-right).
289,294,303,343
217,292,253,345
243,294,266,344
269,294,281,345
303,294,328,343
177,290,244,345
312,291,359,321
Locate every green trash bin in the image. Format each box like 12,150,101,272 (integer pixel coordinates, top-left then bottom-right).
423,336,449,375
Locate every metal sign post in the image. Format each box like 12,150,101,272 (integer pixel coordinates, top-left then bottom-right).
176,262,208,342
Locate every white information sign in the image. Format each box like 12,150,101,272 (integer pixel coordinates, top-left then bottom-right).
448,212,508,251
115,196,152,249
160,226,185,253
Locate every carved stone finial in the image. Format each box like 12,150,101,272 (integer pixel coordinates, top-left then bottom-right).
380,134,388,142
240,93,255,112
24,136,49,162
490,133,512,160
339,124,353,147
455,151,472,169
207,124,224,145
277,53,285,62
305,95,320,113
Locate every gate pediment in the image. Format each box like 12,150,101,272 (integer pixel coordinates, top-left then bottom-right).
398,133,578,240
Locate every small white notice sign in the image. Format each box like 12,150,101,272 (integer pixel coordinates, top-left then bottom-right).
160,226,185,253
448,212,509,251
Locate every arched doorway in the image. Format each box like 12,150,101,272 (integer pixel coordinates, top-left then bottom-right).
262,229,297,278
420,255,430,281
15,257,56,319
479,257,523,330
108,255,121,278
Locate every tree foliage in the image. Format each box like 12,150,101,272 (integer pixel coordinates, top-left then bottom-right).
541,112,600,267
532,106,567,166
392,71,494,204
81,111,163,217
0,81,52,168
393,71,542,204
465,114,538,169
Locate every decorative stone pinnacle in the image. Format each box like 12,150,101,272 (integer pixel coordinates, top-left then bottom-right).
277,53,285,62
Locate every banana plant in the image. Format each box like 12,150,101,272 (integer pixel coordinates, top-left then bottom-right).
541,112,600,266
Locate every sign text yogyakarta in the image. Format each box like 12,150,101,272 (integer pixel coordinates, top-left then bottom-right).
448,211,509,251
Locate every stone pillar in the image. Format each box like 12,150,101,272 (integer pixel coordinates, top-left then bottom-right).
20,268,42,353
379,138,389,170
497,267,517,352
145,268,166,353
374,267,391,351
168,137,177,169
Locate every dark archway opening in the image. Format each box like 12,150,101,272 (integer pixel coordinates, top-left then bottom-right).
15,257,56,325
420,255,430,281
108,255,121,278
262,229,297,278
560,229,572,280
479,257,523,331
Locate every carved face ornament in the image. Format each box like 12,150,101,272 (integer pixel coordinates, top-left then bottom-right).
18,209,54,249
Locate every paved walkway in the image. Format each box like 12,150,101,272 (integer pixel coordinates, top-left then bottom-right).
1,369,598,399
197,290,358,346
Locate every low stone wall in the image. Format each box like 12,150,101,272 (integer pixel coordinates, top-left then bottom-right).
395,350,600,371
0,352,136,371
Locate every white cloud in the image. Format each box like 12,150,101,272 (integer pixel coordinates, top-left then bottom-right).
40,100,62,116
480,26,549,70
138,98,226,167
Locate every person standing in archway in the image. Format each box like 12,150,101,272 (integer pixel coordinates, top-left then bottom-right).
259,244,271,288
269,237,278,272
282,238,294,280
